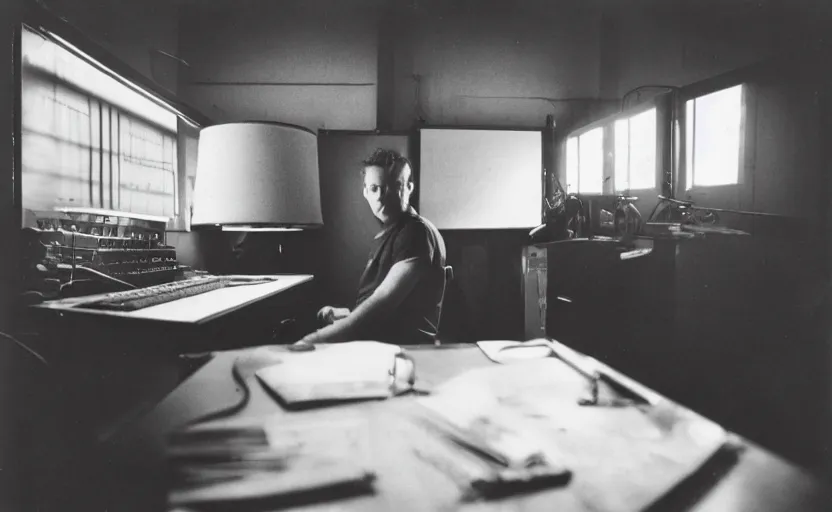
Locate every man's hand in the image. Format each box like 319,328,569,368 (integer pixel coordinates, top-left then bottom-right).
297,260,423,347
288,339,315,352
316,306,351,326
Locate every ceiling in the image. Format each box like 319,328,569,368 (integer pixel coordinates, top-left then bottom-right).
172,0,832,25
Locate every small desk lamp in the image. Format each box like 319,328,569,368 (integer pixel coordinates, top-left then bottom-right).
190,121,323,231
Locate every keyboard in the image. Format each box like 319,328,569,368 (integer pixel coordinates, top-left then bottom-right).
81,276,231,311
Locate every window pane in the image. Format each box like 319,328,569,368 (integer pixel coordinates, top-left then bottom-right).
120,116,177,218
23,28,176,132
578,127,603,194
691,85,743,187
628,108,656,190
21,25,183,229
21,78,93,212
565,136,578,194
614,119,629,192
686,99,694,191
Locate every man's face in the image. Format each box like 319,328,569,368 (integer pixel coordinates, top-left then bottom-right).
362,165,413,224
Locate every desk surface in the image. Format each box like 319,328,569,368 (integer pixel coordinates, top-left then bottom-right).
34,274,313,325
104,345,830,512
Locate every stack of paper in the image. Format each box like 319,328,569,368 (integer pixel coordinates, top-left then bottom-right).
413,357,729,512
255,341,413,406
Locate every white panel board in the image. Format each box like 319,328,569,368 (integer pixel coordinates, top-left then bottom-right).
419,129,542,229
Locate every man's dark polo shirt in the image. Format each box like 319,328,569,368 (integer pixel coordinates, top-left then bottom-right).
355,207,446,344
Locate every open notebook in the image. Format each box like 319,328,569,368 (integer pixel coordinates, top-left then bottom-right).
255,341,415,405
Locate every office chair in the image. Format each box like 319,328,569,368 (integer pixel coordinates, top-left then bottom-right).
434,265,454,346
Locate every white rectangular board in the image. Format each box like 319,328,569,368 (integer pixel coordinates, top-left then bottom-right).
419,129,543,229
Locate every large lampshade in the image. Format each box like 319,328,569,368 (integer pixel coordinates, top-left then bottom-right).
191,122,323,230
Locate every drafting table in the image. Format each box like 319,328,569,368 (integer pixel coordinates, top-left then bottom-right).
98,343,831,512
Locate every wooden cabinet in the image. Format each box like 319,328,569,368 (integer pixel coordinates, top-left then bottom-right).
544,234,827,469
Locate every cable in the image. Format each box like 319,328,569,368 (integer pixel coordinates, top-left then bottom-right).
183,357,250,427
620,85,680,111
57,264,137,289
0,331,49,367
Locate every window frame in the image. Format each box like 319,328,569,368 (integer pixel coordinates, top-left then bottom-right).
18,13,209,231
20,26,182,228
677,77,751,210
612,103,661,194
565,124,605,196
561,94,670,198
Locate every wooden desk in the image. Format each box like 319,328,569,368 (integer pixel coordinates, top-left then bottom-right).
34,274,313,325
98,344,829,512
27,274,316,355
19,276,319,512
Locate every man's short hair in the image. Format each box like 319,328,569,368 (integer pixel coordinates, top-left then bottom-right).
362,148,413,184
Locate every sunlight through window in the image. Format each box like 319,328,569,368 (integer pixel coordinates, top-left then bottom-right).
686,84,743,189
614,108,656,192
628,108,656,190
614,119,629,191
578,127,603,194
566,136,579,194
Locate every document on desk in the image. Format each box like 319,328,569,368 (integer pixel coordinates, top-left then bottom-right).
255,341,409,405
416,358,728,512
167,415,376,507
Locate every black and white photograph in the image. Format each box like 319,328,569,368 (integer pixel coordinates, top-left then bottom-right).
2,0,832,510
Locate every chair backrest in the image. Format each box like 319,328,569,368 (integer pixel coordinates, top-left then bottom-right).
434,265,454,345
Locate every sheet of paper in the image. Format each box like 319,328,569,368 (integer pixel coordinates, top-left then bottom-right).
255,341,403,404
416,359,727,512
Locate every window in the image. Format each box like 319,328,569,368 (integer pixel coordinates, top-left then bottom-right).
685,84,744,189
565,127,603,194
20,26,182,226
614,108,656,192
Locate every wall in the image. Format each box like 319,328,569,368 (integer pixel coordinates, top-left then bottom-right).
385,0,603,130
601,0,832,98
176,0,605,132
40,0,181,92
177,0,380,130
605,4,775,99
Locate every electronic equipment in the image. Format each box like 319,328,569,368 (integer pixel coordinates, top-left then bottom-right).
21,207,182,299
65,275,280,312
77,276,229,311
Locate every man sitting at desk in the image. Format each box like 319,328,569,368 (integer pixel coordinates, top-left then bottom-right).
293,148,446,349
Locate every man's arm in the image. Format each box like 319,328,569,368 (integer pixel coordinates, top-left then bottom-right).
317,306,351,325
296,258,425,345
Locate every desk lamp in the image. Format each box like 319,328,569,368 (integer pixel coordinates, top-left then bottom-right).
190,121,323,231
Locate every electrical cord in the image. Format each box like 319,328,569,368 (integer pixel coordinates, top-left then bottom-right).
0,331,49,367
183,357,250,427
182,347,420,427
56,264,137,290
621,85,680,111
